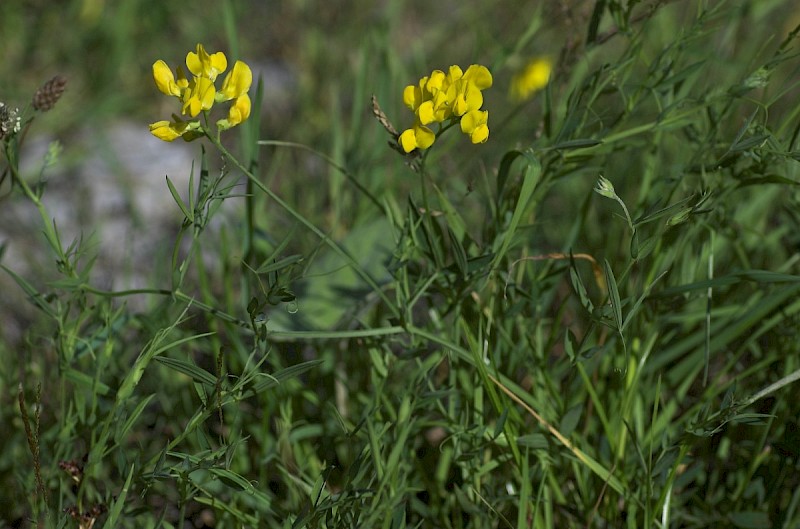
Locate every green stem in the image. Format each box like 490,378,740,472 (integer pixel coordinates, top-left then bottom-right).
4,143,75,277
614,194,634,232
257,140,383,213
83,284,250,328
206,132,399,319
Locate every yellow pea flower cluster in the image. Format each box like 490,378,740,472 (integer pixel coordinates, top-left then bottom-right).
399,64,493,153
150,43,253,142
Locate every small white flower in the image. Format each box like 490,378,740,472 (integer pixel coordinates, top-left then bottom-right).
594,175,617,199
0,102,21,140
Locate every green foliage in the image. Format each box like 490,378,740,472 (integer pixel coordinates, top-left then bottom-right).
2,0,800,527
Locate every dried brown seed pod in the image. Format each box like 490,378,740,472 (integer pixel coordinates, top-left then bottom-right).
32,75,67,112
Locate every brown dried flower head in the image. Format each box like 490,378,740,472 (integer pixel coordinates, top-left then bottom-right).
32,75,67,112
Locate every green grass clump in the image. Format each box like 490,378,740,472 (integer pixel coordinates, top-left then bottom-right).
2,0,800,527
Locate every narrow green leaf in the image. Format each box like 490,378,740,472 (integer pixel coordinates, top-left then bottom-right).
654,60,706,89
564,328,578,363
166,175,193,222
493,150,541,269
559,405,583,437
586,0,606,43
187,160,195,213
409,195,445,268
569,253,594,313
651,270,800,298
650,284,800,374
492,408,510,440
448,226,468,278
736,175,800,187
65,368,111,395
104,464,135,527
433,181,468,241
251,359,324,393
622,270,668,332
210,467,254,492
516,434,548,449
255,254,304,274
154,356,217,386
634,195,694,226
0,264,57,318
116,316,207,404
630,227,639,259
730,133,771,152
550,138,604,150
114,394,156,444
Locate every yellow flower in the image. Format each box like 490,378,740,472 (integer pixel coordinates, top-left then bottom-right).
218,61,253,102
403,73,454,124
217,94,251,130
417,95,445,125
399,121,435,153
186,43,227,81
153,61,185,97
182,76,216,117
425,70,447,93
460,109,489,144
397,63,493,152
150,44,254,141
149,120,181,141
510,58,551,101
149,115,202,142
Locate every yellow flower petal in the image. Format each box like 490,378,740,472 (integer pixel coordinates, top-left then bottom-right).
185,45,204,76
232,93,251,123
426,70,446,94
175,66,189,91
153,60,180,97
453,83,483,116
403,85,420,111
469,124,489,144
218,94,252,130
448,65,464,82
399,129,417,153
460,110,489,143
182,77,216,117
463,64,493,90
432,91,452,121
398,123,435,152
186,43,228,80
417,100,436,125
414,123,435,149
149,117,201,142
208,52,227,79
219,61,253,101
149,120,182,141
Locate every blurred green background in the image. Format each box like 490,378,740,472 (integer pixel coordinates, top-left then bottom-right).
3,0,800,527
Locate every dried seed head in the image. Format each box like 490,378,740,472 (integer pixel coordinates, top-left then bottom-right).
32,75,67,112
0,102,21,141
371,95,398,138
